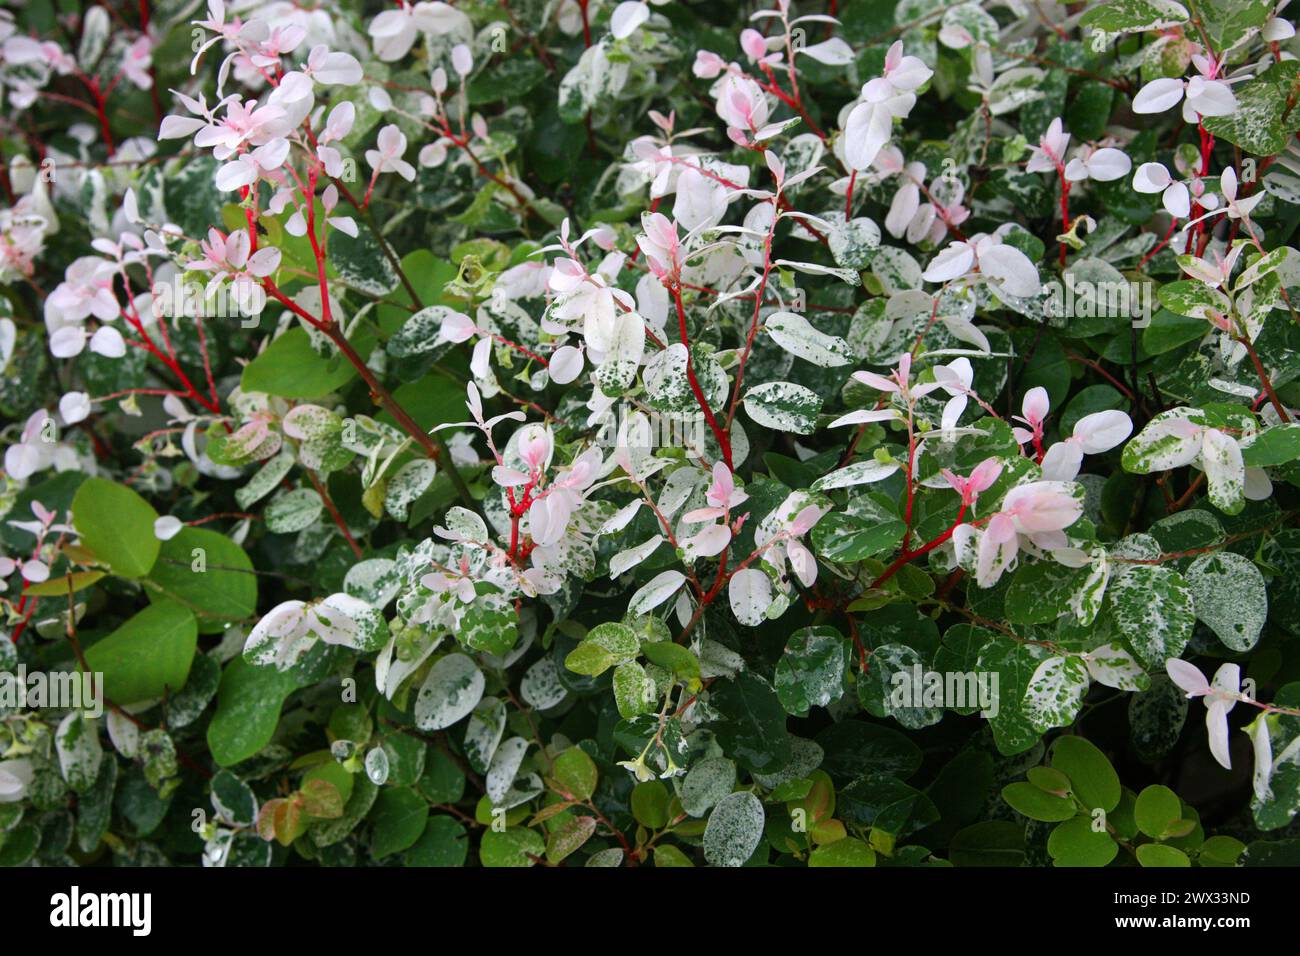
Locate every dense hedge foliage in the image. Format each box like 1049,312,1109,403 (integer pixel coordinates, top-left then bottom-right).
2,0,1300,869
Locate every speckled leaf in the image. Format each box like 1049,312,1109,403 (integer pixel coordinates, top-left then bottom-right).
765,311,853,367
681,757,737,818
1185,551,1267,651
384,459,437,522
828,217,881,269
56,714,102,794
1108,565,1195,667
329,224,397,295
703,790,765,867
743,381,822,434
520,657,567,710
414,654,485,731
264,488,324,533
1022,656,1090,733
774,626,846,716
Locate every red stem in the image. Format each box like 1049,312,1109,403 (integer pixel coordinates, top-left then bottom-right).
671,284,732,469
870,503,969,589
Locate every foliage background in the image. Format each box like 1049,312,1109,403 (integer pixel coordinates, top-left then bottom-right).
0,0,1299,868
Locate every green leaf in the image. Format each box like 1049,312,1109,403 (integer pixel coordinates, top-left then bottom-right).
1048,816,1119,867
709,672,793,775
1002,782,1077,822
75,753,117,852
551,747,598,802
84,601,198,705
949,820,1026,866
1130,675,1190,761
146,527,257,633
404,815,469,867
1136,843,1191,867
24,571,105,597
0,824,39,867
808,837,877,867
1199,835,1245,867
479,827,545,867
631,780,670,828
1051,736,1121,813
1135,784,1183,839
468,57,547,104
206,657,299,767
369,787,429,859
641,641,701,684
1005,562,1086,625
1242,423,1300,467
1142,308,1206,355
417,750,466,805
546,815,596,864
654,844,695,867
564,622,639,676
71,477,160,578
378,733,426,788
241,328,364,398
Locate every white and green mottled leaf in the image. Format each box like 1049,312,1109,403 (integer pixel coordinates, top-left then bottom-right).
1185,551,1268,651
702,790,764,867
1023,656,1091,733
384,459,437,522
414,653,485,731
765,311,853,367
743,381,822,434
1108,564,1196,668
56,713,103,794
264,487,324,533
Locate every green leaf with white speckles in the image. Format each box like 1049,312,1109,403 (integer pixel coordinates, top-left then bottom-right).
765,311,853,367
1022,656,1090,734
1185,551,1267,652
384,459,437,522
1079,0,1188,33
743,381,822,434
1107,564,1195,668
774,626,847,717
329,223,398,296
703,790,765,867
264,488,324,533
414,654,485,731
56,713,102,794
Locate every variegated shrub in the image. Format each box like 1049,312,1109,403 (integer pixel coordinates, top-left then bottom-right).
1,0,1300,870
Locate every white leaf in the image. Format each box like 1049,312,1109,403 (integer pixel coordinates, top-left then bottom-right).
628,570,686,615
728,568,772,626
